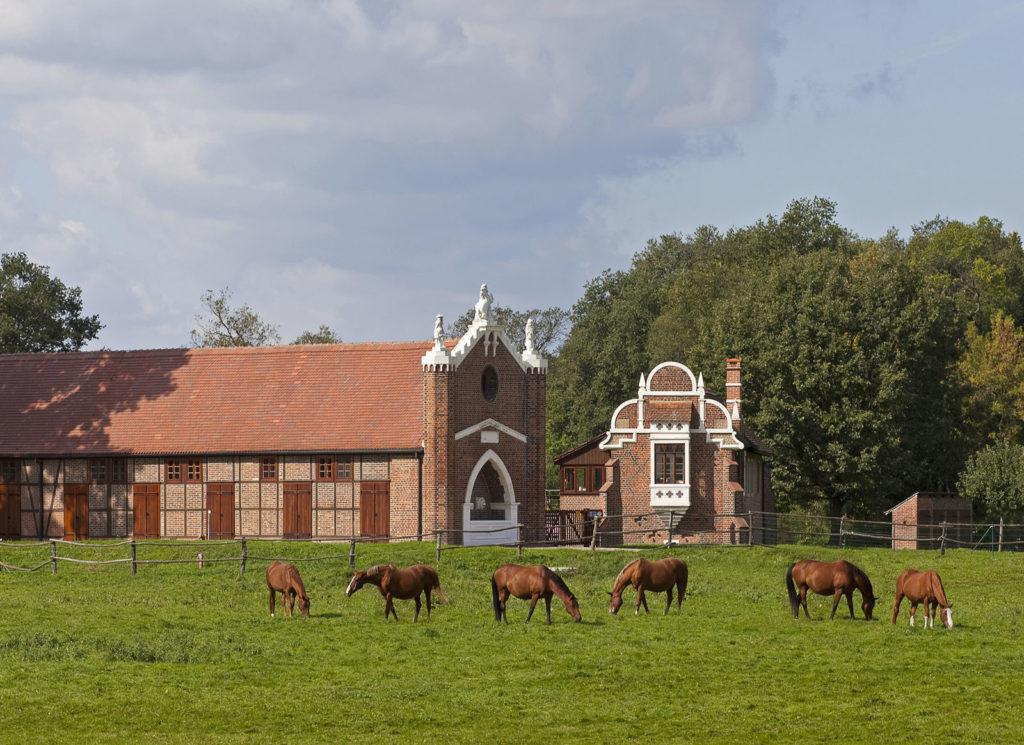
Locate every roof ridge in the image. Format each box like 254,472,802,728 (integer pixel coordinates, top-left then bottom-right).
0,339,436,360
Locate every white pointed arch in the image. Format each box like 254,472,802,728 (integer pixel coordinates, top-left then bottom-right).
464,449,516,505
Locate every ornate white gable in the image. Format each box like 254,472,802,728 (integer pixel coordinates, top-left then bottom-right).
421,283,547,373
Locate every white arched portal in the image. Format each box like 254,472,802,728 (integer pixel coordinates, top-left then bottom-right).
462,449,520,546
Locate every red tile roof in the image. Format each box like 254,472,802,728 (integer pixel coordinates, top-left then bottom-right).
0,341,436,456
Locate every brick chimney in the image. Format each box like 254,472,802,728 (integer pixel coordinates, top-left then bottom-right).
725,358,741,420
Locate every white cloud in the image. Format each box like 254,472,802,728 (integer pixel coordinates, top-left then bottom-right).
0,0,783,348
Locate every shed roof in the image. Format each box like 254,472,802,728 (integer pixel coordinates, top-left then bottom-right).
0,341,436,457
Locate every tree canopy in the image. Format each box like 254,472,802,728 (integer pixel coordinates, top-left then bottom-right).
958,441,1024,519
191,288,281,347
0,252,102,353
293,325,342,345
548,198,1024,516
446,304,569,355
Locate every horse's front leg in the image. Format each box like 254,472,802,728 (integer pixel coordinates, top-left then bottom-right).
287,591,295,617
544,594,552,625
386,595,398,622
525,593,540,624
413,595,422,622
425,588,432,618
638,589,650,614
664,587,673,615
910,602,918,627
269,588,276,618
829,590,842,620
846,590,855,619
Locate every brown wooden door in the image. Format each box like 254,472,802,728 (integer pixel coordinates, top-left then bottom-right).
64,484,89,540
359,481,390,539
133,483,160,538
206,482,235,539
283,482,312,539
0,484,20,539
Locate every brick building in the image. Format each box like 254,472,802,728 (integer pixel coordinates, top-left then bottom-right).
886,492,972,550
0,285,546,545
555,359,774,544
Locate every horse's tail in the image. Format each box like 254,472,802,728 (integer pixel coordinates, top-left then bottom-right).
930,571,950,608
786,563,799,617
678,561,688,599
491,576,501,621
432,572,449,604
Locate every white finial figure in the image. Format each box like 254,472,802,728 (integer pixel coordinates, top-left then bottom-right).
524,318,536,355
473,283,493,324
433,314,444,350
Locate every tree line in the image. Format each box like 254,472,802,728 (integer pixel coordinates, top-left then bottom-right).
5,197,1024,518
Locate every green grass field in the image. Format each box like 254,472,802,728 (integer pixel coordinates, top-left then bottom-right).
0,541,1021,744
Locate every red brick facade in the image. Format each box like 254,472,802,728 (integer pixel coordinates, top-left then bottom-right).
556,359,774,545
0,286,546,544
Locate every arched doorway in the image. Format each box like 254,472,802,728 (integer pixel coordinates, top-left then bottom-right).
463,450,519,546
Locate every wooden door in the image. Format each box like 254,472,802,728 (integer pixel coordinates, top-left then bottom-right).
0,484,20,539
283,482,312,539
359,481,390,539
64,484,89,540
206,482,235,539
133,483,160,538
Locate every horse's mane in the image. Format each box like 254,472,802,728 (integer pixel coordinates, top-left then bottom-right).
612,559,642,592
366,564,394,577
547,568,575,598
853,565,875,600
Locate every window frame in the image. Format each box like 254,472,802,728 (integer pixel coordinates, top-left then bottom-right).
260,457,278,482
316,456,335,482
0,459,19,484
652,442,689,486
165,458,183,484
185,459,203,483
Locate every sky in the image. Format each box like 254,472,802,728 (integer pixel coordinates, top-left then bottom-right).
1,0,1022,349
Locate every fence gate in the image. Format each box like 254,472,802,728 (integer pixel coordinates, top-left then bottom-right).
283,482,312,539
359,481,389,540
0,483,20,539
63,484,89,540
132,483,160,538
206,482,235,539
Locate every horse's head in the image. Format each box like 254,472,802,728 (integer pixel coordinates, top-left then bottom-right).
862,594,876,621
299,595,311,617
942,605,954,629
566,593,582,623
607,591,623,615
346,571,369,597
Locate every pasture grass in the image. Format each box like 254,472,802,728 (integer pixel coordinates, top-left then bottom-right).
0,540,1022,743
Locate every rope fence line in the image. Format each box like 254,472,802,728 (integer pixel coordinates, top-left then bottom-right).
4,509,1024,575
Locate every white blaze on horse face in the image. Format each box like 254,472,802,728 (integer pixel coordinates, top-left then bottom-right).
944,608,954,629
346,576,358,596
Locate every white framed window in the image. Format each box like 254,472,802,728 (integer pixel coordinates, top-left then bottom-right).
650,438,689,486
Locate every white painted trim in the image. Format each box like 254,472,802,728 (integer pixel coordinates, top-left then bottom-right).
464,449,517,505
645,361,697,392
648,434,690,488
448,315,547,373
454,418,527,443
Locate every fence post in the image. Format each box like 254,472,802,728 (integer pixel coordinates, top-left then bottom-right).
50,540,56,575
517,541,524,558
998,517,1004,553
667,510,674,547
435,531,442,563
747,511,754,547
940,522,947,556
130,540,137,576
838,516,846,548
349,538,357,570
240,538,248,576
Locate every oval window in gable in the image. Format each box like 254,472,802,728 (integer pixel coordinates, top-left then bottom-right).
481,366,499,401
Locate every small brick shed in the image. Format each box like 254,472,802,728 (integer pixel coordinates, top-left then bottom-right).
885,492,973,550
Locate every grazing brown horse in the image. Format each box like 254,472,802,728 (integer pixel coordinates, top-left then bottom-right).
266,561,310,618
346,564,448,622
608,557,688,615
786,559,876,620
892,569,953,629
491,564,582,624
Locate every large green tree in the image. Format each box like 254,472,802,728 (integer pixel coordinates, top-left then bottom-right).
548,199,1022,517
0,252,102,353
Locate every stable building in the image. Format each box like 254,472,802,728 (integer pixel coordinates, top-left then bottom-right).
886,492,973,550
555,359,774,545
0,285,546,545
